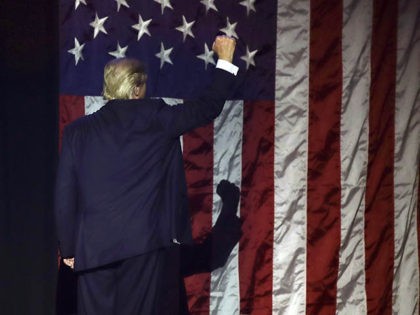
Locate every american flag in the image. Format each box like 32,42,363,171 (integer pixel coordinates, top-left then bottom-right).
59,0,420,314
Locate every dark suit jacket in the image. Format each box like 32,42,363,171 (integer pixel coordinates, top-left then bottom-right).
55,68,237,271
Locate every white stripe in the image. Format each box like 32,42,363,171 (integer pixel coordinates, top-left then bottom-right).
84,96,106,115
211,100,243,315
274,0,310,314
393,1,420,314
337,0,372,314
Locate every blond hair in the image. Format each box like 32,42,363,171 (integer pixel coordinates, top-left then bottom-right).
102,58,147,100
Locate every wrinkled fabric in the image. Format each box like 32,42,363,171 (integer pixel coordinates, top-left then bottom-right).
392,0,420,314
211,100,243,315
274,0,310,314
336,0,371,314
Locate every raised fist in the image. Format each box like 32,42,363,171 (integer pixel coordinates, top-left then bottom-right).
216,179,240,210
212,36,236,63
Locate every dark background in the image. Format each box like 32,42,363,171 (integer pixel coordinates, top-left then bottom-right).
1,1,59,314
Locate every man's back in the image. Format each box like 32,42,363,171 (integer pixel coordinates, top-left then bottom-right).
55,66,238,271
60,98,189,270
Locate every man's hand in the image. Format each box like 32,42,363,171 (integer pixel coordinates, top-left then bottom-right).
63,257,75,270
212,36,236,63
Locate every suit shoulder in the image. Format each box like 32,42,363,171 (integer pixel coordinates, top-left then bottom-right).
134,98,167,111
64,115,92,134
109,98,165,106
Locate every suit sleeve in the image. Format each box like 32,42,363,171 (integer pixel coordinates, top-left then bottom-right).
54,128,78,258
157,68,238,137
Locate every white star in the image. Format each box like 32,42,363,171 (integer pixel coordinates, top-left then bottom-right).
109,42,128,58
132,15,152,41
197,43,215,70
68,38,85,65
176,16,195,42
115,0,129,12
90,13,108,38
240,46,258,69
200,0,218,14
74,0,87,10
154,0,173,14
155,42,173,69
220,17,238,39
239,0,256,16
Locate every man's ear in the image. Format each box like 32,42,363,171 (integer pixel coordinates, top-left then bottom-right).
132,85,142,99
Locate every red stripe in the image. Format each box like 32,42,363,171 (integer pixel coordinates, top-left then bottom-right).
183,124,214,314
58,95,85,149
365,1,396,314
365,0,398,315
239,100,274,315
307,1,342,313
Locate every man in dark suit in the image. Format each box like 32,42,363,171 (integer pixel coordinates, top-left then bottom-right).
55,36,238,314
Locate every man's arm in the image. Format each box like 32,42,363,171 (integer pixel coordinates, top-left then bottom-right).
55,128,78,265
158,36,239,137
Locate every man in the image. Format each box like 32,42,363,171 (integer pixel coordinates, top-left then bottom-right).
55,36,238,314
